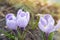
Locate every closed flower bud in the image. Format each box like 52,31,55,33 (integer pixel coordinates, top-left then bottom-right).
6,13,17,30
17,9,30,30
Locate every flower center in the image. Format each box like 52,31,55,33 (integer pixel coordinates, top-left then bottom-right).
44,25,47,28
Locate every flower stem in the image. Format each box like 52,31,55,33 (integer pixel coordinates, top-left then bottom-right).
45,33,49,40
43,33,49,40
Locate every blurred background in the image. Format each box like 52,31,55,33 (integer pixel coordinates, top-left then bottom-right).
0,0,60,40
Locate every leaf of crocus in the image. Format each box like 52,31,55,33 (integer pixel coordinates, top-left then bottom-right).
48,32,54,40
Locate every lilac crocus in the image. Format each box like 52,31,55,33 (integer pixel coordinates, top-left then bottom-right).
6,13,17,30
38,14,60,34
16,9,30,29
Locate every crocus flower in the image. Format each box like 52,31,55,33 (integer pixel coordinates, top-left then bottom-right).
16,9,30,29
38,14,60,34
6,13,17,30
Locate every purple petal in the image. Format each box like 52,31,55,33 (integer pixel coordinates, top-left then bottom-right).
17,9,27,18
17,9,27,17
6,14,12,20
6,13,16,20
6,20,17,30
46,23,54,33
38,22,46,32
40,17,47,26
6,13,13,20
44,14,55,25
44,14,51,21
17,18,28,28
20,12,26,17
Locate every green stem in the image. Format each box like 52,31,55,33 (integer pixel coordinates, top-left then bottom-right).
43,32,54,40
17,30,21,40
